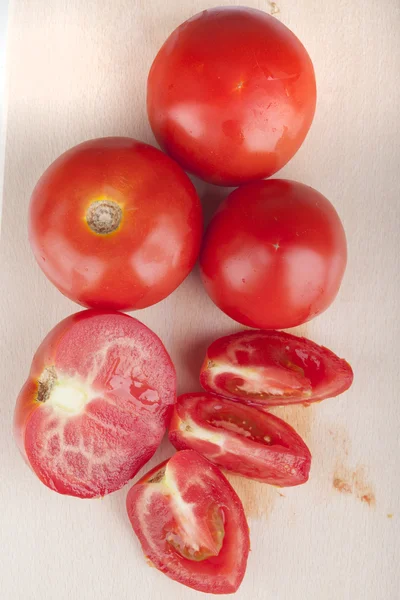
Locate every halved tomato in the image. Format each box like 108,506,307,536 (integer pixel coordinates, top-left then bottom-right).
169,393,311,486
126,450,249,594
200,330,353,407
14,310,176,498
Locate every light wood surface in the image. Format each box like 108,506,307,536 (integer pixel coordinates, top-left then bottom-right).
1,1,399,599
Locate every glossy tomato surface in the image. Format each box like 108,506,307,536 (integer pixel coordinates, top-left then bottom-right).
200,330,353,407
200,180,347,329
29,137,202,310
14,310,176,498
147,7,316,186
126,450,249,594
169,394,311,486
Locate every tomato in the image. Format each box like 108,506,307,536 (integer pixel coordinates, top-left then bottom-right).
169,394,311,486
200,330,353,407
200,180,347,329
29,137,202,310
14,310,176,498
126,450,249,594
147,7,316,186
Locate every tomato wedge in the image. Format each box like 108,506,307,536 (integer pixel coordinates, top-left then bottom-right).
169,394,311,486
126,450,249,594
14,310,176,498
200,330,353,407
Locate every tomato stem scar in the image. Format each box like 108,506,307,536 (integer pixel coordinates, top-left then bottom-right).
37,366,57,402
86,199,122,235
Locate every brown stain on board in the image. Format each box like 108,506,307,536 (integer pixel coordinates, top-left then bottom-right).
332,466,376,507
267,1,280,15
330,429,376,507
333,478,352,494
227,404,315,519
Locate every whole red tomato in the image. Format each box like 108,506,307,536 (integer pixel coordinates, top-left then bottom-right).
147,7,316,186
14,310,176,498
200,180,347,329
29,137,202,310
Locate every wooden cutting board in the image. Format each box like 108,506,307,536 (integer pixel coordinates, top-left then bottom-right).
1,1,399,598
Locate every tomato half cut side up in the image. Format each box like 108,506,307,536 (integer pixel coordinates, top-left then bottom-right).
169,394,311,486
14,310,176,498
126,450,250,594
200,330,353,407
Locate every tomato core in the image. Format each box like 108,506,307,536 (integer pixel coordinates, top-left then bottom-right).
37,365,90,414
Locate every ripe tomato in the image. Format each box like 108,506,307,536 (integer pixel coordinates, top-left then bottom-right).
14,310,176,498
169,394,311,486
200,330,353,407
126,450,249,594
29,137,202,310
147,7,316,186
200,180,347,329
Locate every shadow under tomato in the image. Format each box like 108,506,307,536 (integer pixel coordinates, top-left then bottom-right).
271,403,315,449
226,473,279,521
199,185,232,230
226,403,315,520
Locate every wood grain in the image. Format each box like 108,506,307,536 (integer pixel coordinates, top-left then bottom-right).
1,1,399,599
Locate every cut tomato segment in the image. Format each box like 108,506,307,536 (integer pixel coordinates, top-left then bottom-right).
126,450,249,594
200,330,353,407
14,310,176,498
169,394,311,486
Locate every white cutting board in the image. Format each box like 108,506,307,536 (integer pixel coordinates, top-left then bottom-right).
0,1,399,599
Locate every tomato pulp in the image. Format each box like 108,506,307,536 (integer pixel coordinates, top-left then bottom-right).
29,137,202,310
170,394,311,486
14,310,176,498
147,7,316,185
126,450,250,594
200,330,353,406
200,180,347,329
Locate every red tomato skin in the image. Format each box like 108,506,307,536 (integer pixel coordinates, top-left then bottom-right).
169,394,311,486
147,7,316,186
126,450,249,594
14,310,176,498
200,180,347,329
29,137,202,310
200,330,353,407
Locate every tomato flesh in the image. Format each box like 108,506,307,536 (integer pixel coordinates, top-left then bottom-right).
169,394,311,486
126,450,249,594
29,137,202,311
200,179,347,329
147,7,316,185
200,330,353,407
14,310,176,498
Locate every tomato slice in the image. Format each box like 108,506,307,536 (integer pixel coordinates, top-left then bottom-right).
126,450,249,594
14,310,176,498
200,330,353,406
169,393,311,486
